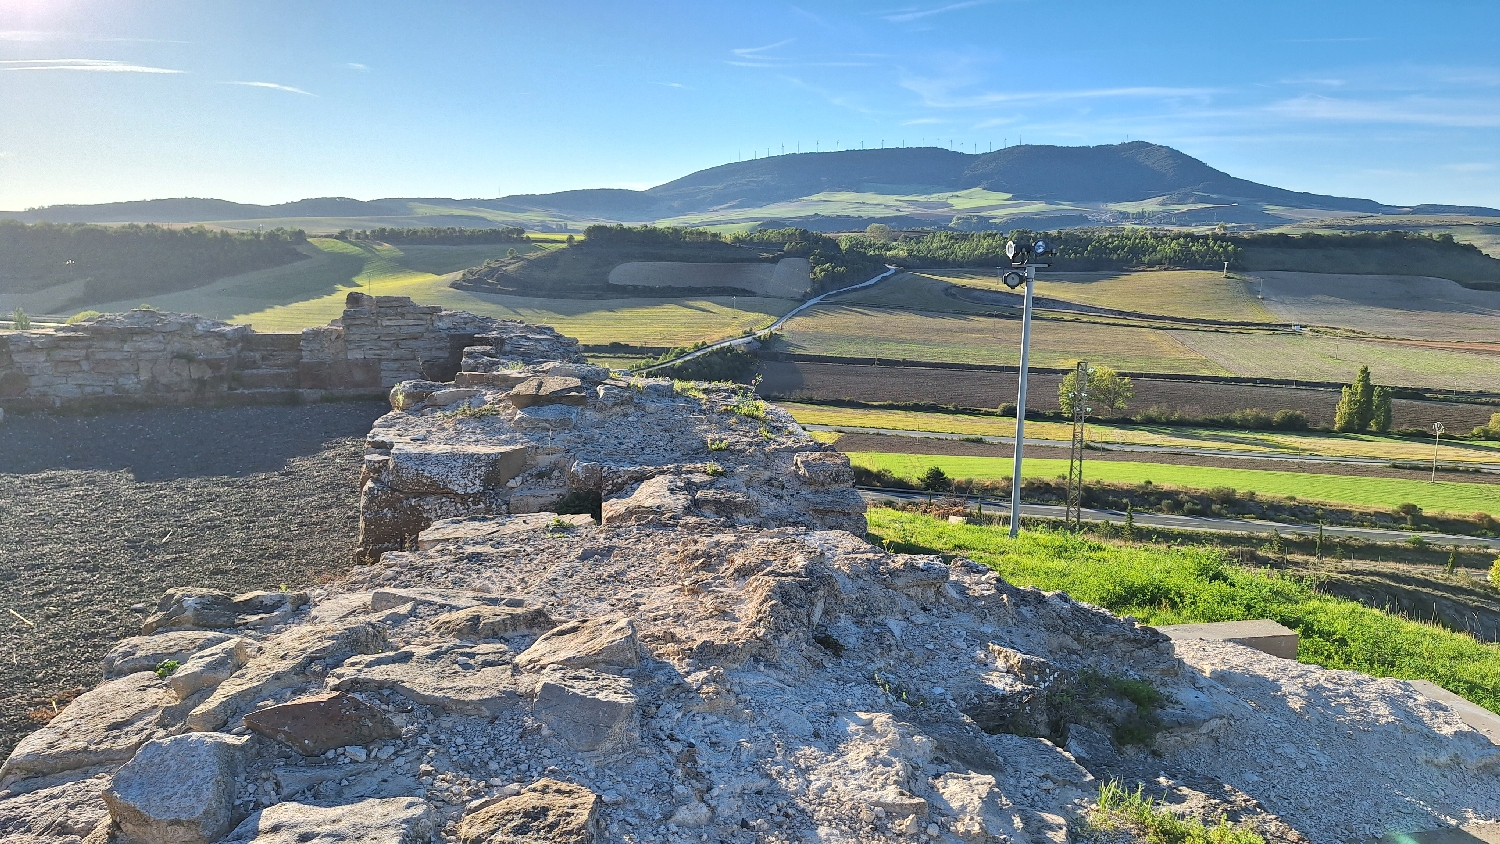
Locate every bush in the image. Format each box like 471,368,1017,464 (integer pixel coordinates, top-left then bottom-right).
1272,409,1309,430
65,310,102,324
919,466,952,492
10,307,29,330
1491,555,1500,591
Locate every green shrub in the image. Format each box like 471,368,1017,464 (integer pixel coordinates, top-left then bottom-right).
10,308,29,330
65,310,102,324
1271,409,1309,430
919,466,951,492
1089,780,1266,844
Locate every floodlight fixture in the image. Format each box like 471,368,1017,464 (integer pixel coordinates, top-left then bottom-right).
1001,270,1026,290
1033,239,1050,256
1005,240,1020,260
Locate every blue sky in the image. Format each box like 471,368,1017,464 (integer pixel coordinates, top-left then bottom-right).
1,0,1497,210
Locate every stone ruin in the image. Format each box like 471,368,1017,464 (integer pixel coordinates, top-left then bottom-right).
2,313,1498,844
0,293,582,411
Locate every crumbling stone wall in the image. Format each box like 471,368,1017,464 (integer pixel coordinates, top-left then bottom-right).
0,292,583,411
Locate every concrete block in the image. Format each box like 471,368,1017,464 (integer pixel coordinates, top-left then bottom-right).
1154,619,1298,660
1408,680,1500,747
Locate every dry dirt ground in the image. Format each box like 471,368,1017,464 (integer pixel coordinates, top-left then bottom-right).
0,401,388,760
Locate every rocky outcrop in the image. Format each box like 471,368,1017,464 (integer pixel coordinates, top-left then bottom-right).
4,312,1498,844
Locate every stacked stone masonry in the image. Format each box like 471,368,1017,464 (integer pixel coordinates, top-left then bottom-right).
0,292,583,411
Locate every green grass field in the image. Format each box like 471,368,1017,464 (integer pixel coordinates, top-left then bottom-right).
867,508,1500,712
87,238,798,345
847,451,1500,515
780,305,1231,374
781,402,1500,465
924,269,1278,323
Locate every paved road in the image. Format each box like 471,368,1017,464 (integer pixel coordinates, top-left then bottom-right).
805,423,1500,475
860,487,1500,551
638,266,899,374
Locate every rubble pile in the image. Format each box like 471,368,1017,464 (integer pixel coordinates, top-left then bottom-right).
2,316,1497,844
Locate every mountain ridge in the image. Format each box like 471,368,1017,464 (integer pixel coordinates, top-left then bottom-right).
6,142,1497,226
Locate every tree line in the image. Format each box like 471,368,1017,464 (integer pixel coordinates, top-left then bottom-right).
840,228,1241,271
336,226,528,245
0,221,306,302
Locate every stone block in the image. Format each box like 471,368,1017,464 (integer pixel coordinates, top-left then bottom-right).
455,370,529,389
531,668,639,755
387,443,532,495
516,615,641,674
221,797,435,844
1155,619,1299,660
457,778,602,844
0,672,176,781
330,642,522,717
432,605,557,640
141,588,238,635
104,732,247,844
168,637,250,700
242,691,400,756
103,630,235,678
506,376,587,409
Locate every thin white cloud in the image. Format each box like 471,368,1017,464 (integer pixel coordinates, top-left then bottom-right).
1266,94,1500,127
652,81,689,89
226,81,316,96
0,30,187,44
0,59,183,74
882,1,989,23
731,38,795,58
346,62,369,71
902,117,946,125
901,75,1222,109
1443,163,1497,172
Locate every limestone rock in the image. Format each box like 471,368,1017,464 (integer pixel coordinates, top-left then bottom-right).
141,589,238,635
103,732,247,844
167,637,250,701
515,616,640,674
417,515,593,551
457,778,601,844
530,669,638,755
184,621,387,732
389,380,447,411
242,692,400,757
792,451,855,487
599,475,692,525
231,591,309,616
370,587,493,612
220,797,435,844
454,371,529,389
0,772,111,840
331,643,521,717
103,631,233,679
431,606,556,640
387,443,532,495
1,673,177,781
426,387,480,408
505,376,587,409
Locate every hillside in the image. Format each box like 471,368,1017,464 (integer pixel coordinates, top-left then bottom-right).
10,143,1499,232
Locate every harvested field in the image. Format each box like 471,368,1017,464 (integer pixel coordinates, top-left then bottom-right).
780,305,1229,373
758,360,1498,430
832,432,1500,484
0,401,386,759
1169,330,1500,391
923,268,1277,323
1255,271,1500,341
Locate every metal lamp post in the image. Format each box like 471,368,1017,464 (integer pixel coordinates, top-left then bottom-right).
1001,239,1053,538
1431,422,1446,483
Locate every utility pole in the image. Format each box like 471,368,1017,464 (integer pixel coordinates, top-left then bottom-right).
1002,238,1053,537
1431,422,1446,483
1065,361,1088,530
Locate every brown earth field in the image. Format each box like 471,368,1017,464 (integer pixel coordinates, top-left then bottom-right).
0,402,387,759
831,432,1500,485
757,360,1499,431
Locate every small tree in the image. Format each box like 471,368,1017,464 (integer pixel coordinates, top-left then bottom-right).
864,223,896,241
1370,386,1393,433
1490,554,1500,591
1059,366,1133,417
919,466,951,492
1333,366,1378,432
11,308,29,330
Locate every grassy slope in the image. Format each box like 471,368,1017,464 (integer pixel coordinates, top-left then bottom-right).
923,269,1278,323
847,451,1500,515
87,238,798,345
1167,330,1500,392
780,403,1500,464
780,305,1231,374
867,508,1500,712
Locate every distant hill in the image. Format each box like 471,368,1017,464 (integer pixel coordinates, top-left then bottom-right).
7,142,1498,229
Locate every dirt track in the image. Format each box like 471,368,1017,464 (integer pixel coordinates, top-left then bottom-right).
0,401,388,759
